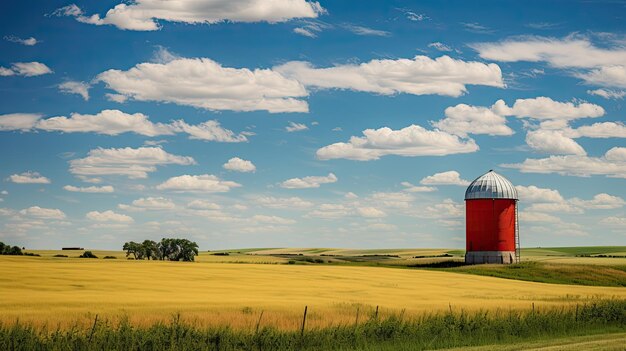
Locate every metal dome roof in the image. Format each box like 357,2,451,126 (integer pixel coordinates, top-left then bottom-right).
465,170,518,200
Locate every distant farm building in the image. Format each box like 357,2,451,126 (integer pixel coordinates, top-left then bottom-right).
62,247,84,250
465,170,519,264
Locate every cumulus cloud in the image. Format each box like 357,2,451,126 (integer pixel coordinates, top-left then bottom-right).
502,147,626,178
420,171,470,186
69,146,195,179
63,185,114,193
36,110,173,136
223,157,256,173
0,110,248,142
251,215,296,225
567,122,626,139
515,185,565,203
280,173,337,189
471,35,626,88
187,200,221,210
156,174,241,192
433,104,513,137
316,124,478,161
587,89,625,100
54,1,325,31
20,206,66,219
428,42,453,52
356,207,386,218
86,210,133,223
525,130,586,155
120,197,176,211
8,171,50,184
254,196,314,209
285,121,308,132
400,182,437,193
491,97,605,121
0,113,43,131
58,81,90,100
0,62,52,77
601,216,626,227
4,35,38,46
275,55,503,97
97,58,308,113
570,193,625,209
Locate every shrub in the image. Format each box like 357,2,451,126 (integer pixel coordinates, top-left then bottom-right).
79,251,98,258
23,252,41,257
287,260,296,264
103,256,117,259
53,254,68,258
212,252,230,256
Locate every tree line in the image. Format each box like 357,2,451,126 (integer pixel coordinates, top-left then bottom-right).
0,241,23,255
123,238,199,261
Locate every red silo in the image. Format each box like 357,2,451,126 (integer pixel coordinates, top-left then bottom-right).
465,170,519,264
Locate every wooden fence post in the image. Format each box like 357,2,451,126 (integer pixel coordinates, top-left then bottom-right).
300,306,308,336
88,314,98,343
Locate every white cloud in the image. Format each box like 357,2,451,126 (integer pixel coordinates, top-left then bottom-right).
400,182,437,193
36,110,173,136
106,93,128,103
343,24,390,37
63,185,114,193
54,1,324,31
255,196,313,209
502,147,626,178
156,174,241,192
515,185,565,203
370,192,414,209
187,200,221,210
356,207,386,218
275,55,503,97
587,89,625,100
58,81,90,101
4,35,38,46
570,193,625,209
294,27,317,37
525,130,586,155
0,113,43,131
422,199,464,218
565,122,626,139
471,35,626,88
223,157,256,173
428,42,452,52
420,171,470,186
20,206,66,219
492,97,604,121
280,173,337,189
307,203,351,219
600,216,626,227
86,210,133,223
69,146,195,179
120,197,176,211
526,202,583,214
292,19,329,38
97,58,308,113
317,124,478,161
577,65,626,89
8,171,51,184
519,211,561,223
285,121,308,132
0,62,52,77
251,215,296,225
170,120,248,142
472,36,626,68
433,103,514,137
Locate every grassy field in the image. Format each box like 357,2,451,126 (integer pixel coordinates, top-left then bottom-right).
3,255,626,331
3,300,626,350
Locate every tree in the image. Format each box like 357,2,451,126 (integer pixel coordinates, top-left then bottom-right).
123,241,143,259
79,251,98,258
157,238,199,261
141,240,159,260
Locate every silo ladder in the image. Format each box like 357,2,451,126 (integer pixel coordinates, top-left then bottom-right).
514,203,520,263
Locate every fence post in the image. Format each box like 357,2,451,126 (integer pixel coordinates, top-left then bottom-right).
255,311,264,334
375,305,379,320
355,307,360,326
88,314,98,343
300,306,308,336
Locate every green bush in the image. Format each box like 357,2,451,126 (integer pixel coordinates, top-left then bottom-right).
79,251,98,259
53,254,68,258
103,256,117,259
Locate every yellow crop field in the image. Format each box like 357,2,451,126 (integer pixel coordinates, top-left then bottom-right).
2,256,626,331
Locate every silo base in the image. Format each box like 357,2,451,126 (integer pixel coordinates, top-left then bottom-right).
465,251,517,264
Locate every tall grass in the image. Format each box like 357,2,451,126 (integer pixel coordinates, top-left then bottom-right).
2,300,626,350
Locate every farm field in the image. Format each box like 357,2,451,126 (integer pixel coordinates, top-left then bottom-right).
2,252,626,331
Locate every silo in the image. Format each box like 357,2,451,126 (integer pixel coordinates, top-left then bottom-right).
465,170,519,264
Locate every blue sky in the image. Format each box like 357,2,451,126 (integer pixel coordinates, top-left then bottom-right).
0,0,624,250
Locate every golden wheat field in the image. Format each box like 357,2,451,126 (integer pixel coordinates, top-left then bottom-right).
2,255,626,331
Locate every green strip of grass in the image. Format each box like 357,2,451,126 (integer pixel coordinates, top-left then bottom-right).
446,261,626,287
2,300,626,351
